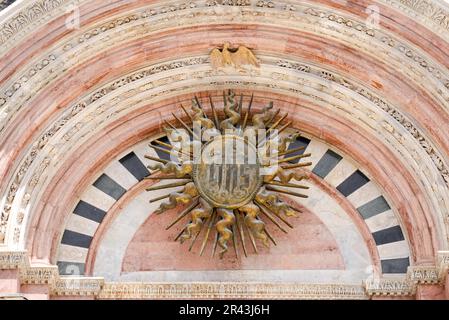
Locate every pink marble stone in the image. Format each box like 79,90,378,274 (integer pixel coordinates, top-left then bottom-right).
416,284,446,300
122,204,344,272
20,284,49,300
0,270,20,294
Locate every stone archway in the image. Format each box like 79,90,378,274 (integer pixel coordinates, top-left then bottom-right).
0,0,448,299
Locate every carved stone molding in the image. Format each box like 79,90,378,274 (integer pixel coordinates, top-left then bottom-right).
381,0,449,40
97,283,367,300
407,266,440,284
0,251,448,298
365,277,416,296
2,56,449,248
19,266,58,284
2,1,449,135
51,277,104,296
438,251,449,280
0,250,27,269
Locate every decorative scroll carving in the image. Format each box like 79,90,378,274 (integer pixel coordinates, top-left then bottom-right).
51,277,104,296
20,266,58,284
407,266,439,284
3,55,448,244
437,251,449,280
0,0,69,45
383,0,449,33
0,251,448,298
0,251,27,269
210,43,259,74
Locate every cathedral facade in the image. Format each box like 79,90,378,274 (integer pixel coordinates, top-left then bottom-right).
0,0,448,300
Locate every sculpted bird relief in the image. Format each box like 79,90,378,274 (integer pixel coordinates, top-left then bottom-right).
210,43,260,74
145,90,312,259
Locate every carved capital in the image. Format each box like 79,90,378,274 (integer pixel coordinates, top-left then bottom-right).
407,266,439,284
51,277,104,296
437,251,449,280
98,282,367,300
365,278,415,296
20,266,59,284
0,250,27,269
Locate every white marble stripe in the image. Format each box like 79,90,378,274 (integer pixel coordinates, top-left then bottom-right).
364,209,398,233
103,160,139,190
133,140,162,172
377,240,410,260
57,244,89,263
93,186,177,281
303,139,330,171
299,184,371,271
80,184,116,212
324,158,358,188
65,214,100,237
346,181,382,209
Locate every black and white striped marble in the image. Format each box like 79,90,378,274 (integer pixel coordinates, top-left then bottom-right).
56,134,410,276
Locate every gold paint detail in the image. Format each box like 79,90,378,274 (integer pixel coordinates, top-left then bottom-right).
145,89,311,259
210,43,260,73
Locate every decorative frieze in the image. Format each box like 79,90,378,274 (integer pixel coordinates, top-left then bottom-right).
0,3,447,265
365,278,415,296
0,250,448,298
0,250,27,269
382,0,449,34
20,266,58,284
407,266,439,284
0,0,72,45
51,277,104,296
98,283,367,300
2,55,449,246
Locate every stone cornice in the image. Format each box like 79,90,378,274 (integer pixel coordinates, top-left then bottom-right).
438,251,449,280
1,250,448,298
1,0,449,52
0,250,27,269
365,277,416,296
97,283,367,300
2,57,447,265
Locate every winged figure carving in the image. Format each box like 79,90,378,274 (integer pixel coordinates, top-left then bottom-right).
210,42,260,73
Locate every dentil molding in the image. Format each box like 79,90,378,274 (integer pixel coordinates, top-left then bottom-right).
1,250,449,298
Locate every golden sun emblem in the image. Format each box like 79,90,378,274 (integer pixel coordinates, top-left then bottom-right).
145,90,312,258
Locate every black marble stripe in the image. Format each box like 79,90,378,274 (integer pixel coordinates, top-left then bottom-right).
312,149,342,178
119,152,150,181
381,257,410,274
284,136,311,164
357,196,391,220
61,230,93,248
372,225,405,246
93,174,126,200
152,136,172,161
73,200,106,223
57,261,85,276
336,170,370,197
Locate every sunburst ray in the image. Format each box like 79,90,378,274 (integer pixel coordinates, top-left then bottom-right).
145,90,312,259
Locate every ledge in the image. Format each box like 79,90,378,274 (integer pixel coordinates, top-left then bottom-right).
0,250,448,299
